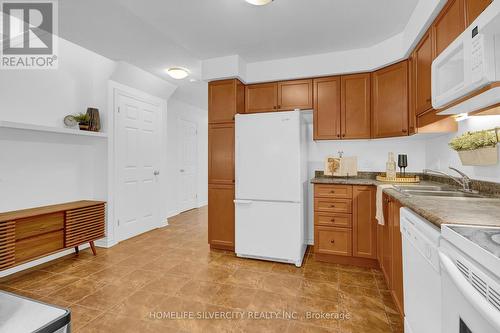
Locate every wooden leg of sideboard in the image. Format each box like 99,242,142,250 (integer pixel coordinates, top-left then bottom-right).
74,246,79,254
90,241,97,255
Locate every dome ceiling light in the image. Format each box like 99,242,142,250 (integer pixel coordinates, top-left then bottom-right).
166,67,189,79
245,0,274,6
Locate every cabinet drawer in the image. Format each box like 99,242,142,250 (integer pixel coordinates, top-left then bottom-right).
315,212,352,228
15,230,64,263
15,212,64,240
314,198,352,214
315,226,352,256
314,185,352,199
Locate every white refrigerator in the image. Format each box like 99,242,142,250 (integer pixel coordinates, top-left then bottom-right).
235,110,308,267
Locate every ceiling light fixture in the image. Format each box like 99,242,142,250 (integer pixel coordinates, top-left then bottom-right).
166,67,189,79
245,0,274,6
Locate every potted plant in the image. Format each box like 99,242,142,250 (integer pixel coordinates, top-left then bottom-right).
449,130,498,166
73,112,90,131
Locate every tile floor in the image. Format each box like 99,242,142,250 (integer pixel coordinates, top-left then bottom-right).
0,207,403,333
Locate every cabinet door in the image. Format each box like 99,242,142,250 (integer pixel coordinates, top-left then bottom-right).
313,77,341,140
278,79,313,111
381,193,393,289
208,184,235,250
315,226,352,257
372,61,409,138
341,73,371,139
208,123,234,184
413,30,434,116
391,199,404,316
433,0,466,57
245,83,278,113
353,186,377,259
466,0,492,25
408,54,417,135
208,79,244,123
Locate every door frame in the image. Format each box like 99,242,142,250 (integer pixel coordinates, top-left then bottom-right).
105,81,167,247
177,117,199,213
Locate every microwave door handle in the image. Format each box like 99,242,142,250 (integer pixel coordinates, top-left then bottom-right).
439,252,500,332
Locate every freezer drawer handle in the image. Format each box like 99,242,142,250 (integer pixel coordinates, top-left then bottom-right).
234,200,253,205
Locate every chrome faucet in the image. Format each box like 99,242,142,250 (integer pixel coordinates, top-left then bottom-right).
423,167,475,193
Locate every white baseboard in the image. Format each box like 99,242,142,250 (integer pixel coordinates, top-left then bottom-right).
95,238,117,248
0,243,90,278
197,200,208,208
306,239,314,245
166,210,180,218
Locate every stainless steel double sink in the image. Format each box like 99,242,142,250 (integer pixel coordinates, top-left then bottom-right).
393,185,484,198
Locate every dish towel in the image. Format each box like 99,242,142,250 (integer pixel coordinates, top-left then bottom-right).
376,184,394,225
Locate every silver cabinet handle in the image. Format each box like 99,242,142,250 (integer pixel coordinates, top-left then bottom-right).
153,170,160,176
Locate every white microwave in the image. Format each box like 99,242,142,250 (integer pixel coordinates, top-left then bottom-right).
432,1,500,111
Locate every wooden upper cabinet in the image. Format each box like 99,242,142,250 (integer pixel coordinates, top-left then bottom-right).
277,79,313,111
433,0,466,57
245,83,278,113
208,79,244,123
208,184,235,250
341,74,371,139
413,30,434,116
208,123,234,184
352,186,377,259
408,54,417,135
313,77,341,140
466,0,492,25
371,61,409,138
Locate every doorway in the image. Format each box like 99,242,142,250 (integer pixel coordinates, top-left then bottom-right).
178,118,198,212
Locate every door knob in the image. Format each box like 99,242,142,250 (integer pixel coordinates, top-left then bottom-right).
153,170,160,176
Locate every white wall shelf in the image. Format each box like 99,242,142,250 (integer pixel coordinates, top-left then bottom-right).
0,121,108,138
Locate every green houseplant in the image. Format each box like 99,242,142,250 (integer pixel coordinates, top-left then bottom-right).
449,130,498,166
73,112,90,131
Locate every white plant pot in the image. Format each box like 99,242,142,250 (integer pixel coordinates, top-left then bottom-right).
458,146,498,166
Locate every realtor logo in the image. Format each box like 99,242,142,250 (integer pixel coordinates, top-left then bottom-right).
1,0,58,69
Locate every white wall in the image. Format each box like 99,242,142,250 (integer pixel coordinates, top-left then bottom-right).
0,37,177,247
425,115,500,183
166,98,208,217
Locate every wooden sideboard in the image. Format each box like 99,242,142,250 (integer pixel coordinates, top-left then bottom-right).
0,200,105,270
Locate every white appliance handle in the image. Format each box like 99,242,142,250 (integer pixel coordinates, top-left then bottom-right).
439,251,500,331
234,200,252,205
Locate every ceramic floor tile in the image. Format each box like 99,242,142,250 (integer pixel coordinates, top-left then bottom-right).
2,206,403,333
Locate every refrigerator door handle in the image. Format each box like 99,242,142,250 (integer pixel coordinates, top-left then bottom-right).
234,200,253,205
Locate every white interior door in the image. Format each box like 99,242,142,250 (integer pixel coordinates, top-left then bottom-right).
116,91,161,241
178,118,198,212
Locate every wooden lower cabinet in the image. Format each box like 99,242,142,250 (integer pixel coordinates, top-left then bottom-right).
0,201,105,271
208,184,235,251
379,193,404,317
352,186,377,259
315,226,352,256
313,184,378,268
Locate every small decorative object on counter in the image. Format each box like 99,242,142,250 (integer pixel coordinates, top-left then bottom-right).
324,151,358,177
86,107,101,132
72,112,91,131
63,115,77,128
449,129,499,166
398,154,408,176
376,173,420,183
386,152,397,181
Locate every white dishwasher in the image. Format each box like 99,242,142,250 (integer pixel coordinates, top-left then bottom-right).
400,208,442,333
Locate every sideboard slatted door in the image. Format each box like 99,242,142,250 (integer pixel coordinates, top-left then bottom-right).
65,204,105,248
0,221,16,269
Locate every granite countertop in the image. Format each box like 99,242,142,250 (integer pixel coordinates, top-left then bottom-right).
311,175,500,229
